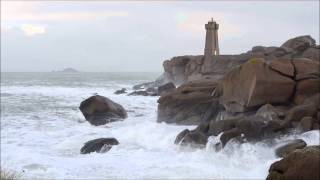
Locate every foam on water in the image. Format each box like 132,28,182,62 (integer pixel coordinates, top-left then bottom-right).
1,72,319,179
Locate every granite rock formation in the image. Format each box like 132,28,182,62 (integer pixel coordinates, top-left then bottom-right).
79,95,127,126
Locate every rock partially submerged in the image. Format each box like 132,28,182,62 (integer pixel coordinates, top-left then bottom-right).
79,95,127,126
267,145,320,180
128,90,157,96
275,139,307,158
114,88,127,95
174,128,208,148
80,138,119,154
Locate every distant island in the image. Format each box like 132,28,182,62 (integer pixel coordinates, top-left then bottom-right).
52,68,80,73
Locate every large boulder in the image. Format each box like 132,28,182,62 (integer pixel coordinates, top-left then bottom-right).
269,58,294,77
281,35,316,52
79,95,127,126
220,58,295,113
157,79,222,125
80,138,119,154
275,139,307,158
174,123,209,148
292,58,320,104
267,146,320,180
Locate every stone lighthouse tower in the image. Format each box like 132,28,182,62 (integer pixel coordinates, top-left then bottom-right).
202,18,219,73
204,18,219,58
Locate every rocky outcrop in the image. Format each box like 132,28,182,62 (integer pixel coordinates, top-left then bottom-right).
157,36,319,127
80,138,119,154
275,139,307,158
154,35,320,149
160,36,318,87
157,82,175,96
79,95,127,126
267,146,320,180
157,79,222,125
175,114,284,148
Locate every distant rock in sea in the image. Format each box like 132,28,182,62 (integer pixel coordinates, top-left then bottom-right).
53,68,79,73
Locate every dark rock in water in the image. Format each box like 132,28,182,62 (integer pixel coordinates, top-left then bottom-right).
58,68,79,73
181,131,208,148
79,95,127,126
281,35,316,52
207,116,283,147
174,129,190,145
146,87,157,94
267,145,320,180
128,90,157,96
132,81,155,90
174,129,208,148
157,82,175,96
114,88,127,95
275,139,307,158
80,138,119,154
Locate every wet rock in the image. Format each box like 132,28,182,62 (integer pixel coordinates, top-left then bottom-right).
157,82,175,96
181,131,208,147
174,129,190,145
79,95,127,126
132,81,155,90
267,145,320,180
128,90,157,96
208,118,239,136
146,87,157,94
174,129,208,148
80,138,119,154
275,139,307,158
114,88,127,95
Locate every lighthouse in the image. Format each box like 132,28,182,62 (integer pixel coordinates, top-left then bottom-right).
202,18,220,74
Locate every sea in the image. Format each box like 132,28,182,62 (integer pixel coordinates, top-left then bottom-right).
1,72,319,179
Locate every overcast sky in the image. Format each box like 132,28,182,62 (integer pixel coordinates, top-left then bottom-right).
1,1,319,72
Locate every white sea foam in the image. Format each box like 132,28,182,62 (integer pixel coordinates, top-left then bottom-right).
1,73,319,179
